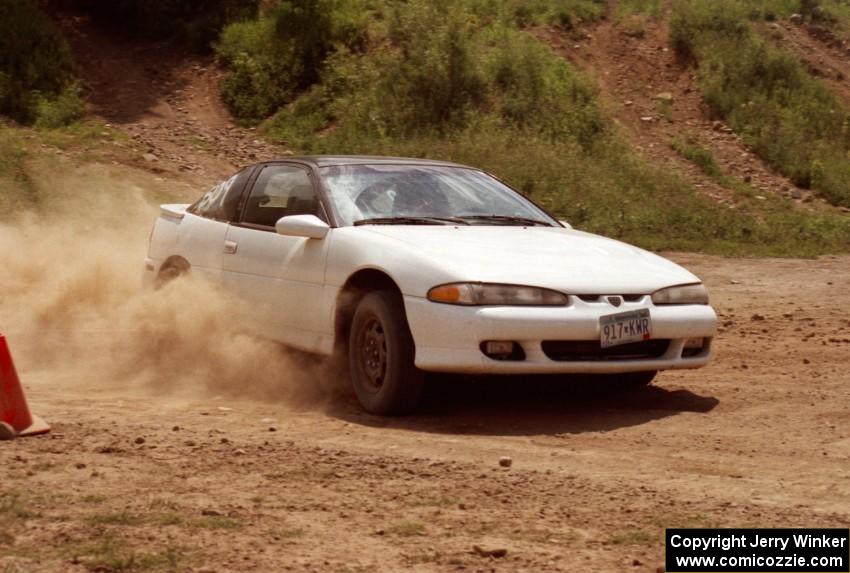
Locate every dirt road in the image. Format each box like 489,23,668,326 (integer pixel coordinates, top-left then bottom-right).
1,8,848,571
2,254,849,572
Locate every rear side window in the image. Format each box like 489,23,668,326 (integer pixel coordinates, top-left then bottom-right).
241,165,319,227
188,168,250,222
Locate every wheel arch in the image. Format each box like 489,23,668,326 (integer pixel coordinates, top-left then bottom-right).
155,255,191,288
159,255,190,274
334,268,404,351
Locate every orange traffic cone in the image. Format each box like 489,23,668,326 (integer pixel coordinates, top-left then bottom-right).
0,334,49,440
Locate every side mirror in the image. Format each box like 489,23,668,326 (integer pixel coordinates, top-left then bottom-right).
558,220,572,229
275,214,330,239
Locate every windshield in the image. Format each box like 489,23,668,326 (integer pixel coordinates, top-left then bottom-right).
319,164,557,226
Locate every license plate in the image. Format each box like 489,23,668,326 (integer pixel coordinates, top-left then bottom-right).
600,309,652,348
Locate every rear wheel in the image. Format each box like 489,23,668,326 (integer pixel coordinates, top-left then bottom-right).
348,290,424,415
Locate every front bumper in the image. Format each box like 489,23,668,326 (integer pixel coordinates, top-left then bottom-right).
404,295,717,374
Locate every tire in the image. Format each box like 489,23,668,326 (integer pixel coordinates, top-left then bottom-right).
348,290,424,415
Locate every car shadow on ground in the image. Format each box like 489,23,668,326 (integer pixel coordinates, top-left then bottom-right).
328,375,719,437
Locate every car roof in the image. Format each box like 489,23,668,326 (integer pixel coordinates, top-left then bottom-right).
258,155,474,169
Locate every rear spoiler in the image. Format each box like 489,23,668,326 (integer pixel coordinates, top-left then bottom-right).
160,204,189,221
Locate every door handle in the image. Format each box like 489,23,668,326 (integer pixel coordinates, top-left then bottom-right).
224,240,238,255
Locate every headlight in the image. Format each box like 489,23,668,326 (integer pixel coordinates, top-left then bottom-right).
427,283,568,306
651,283,709,305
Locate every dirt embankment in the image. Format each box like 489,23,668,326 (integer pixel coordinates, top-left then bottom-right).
773,19,850,105
536,1,849,211
56,11,289,186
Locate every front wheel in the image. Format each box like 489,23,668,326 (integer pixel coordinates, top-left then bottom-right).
348,291,424,415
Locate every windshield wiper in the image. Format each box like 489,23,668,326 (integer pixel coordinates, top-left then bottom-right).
456,214,552,227
354,216,470,226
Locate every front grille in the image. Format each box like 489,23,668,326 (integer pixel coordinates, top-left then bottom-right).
541,339,670,361
575,294,644,303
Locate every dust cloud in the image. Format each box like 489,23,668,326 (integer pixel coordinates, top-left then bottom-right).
0,172,341,408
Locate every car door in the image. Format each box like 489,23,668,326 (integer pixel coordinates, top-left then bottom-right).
177,169,252,282
222,163,332,352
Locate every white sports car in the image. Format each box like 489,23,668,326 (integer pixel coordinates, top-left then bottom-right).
145,156,716,414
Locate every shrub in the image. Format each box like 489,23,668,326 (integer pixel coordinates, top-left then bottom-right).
274,0,340,89
34,83,86,129
217,18,289,122
486,28,604,146
669,0,749,61
263,1,605,144
671,138,725,181
0,0,76,124
380,0,486,134
217,0,368,122
78,0,260,51
504,0,606,30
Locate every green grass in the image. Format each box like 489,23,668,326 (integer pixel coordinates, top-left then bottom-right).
0,123,36,212
617,0,662,19
152,513,185,526
208,0,850,257
744,0,850,29
273,526,306,539
501,0,607,29
68,536,184,573
0,0,846,258
0,493,36,520
194,515,241,530
85,511,147,526
671,0,850,208
82,509,238,530
671,138,727,182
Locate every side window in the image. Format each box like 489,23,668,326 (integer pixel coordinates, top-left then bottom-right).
242,165,318,227
188,169,250,222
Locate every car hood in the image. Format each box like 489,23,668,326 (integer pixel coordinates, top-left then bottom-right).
358,225,700,294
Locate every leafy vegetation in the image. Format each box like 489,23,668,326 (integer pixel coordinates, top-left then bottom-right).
617,0,662,19
77,0,260,51
671,138,726,182
211,0,850,256
216,0,367,122
671,0,850,207
0,0,848,257
0,0,83,126
741,0,850,27
504,0,607,30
